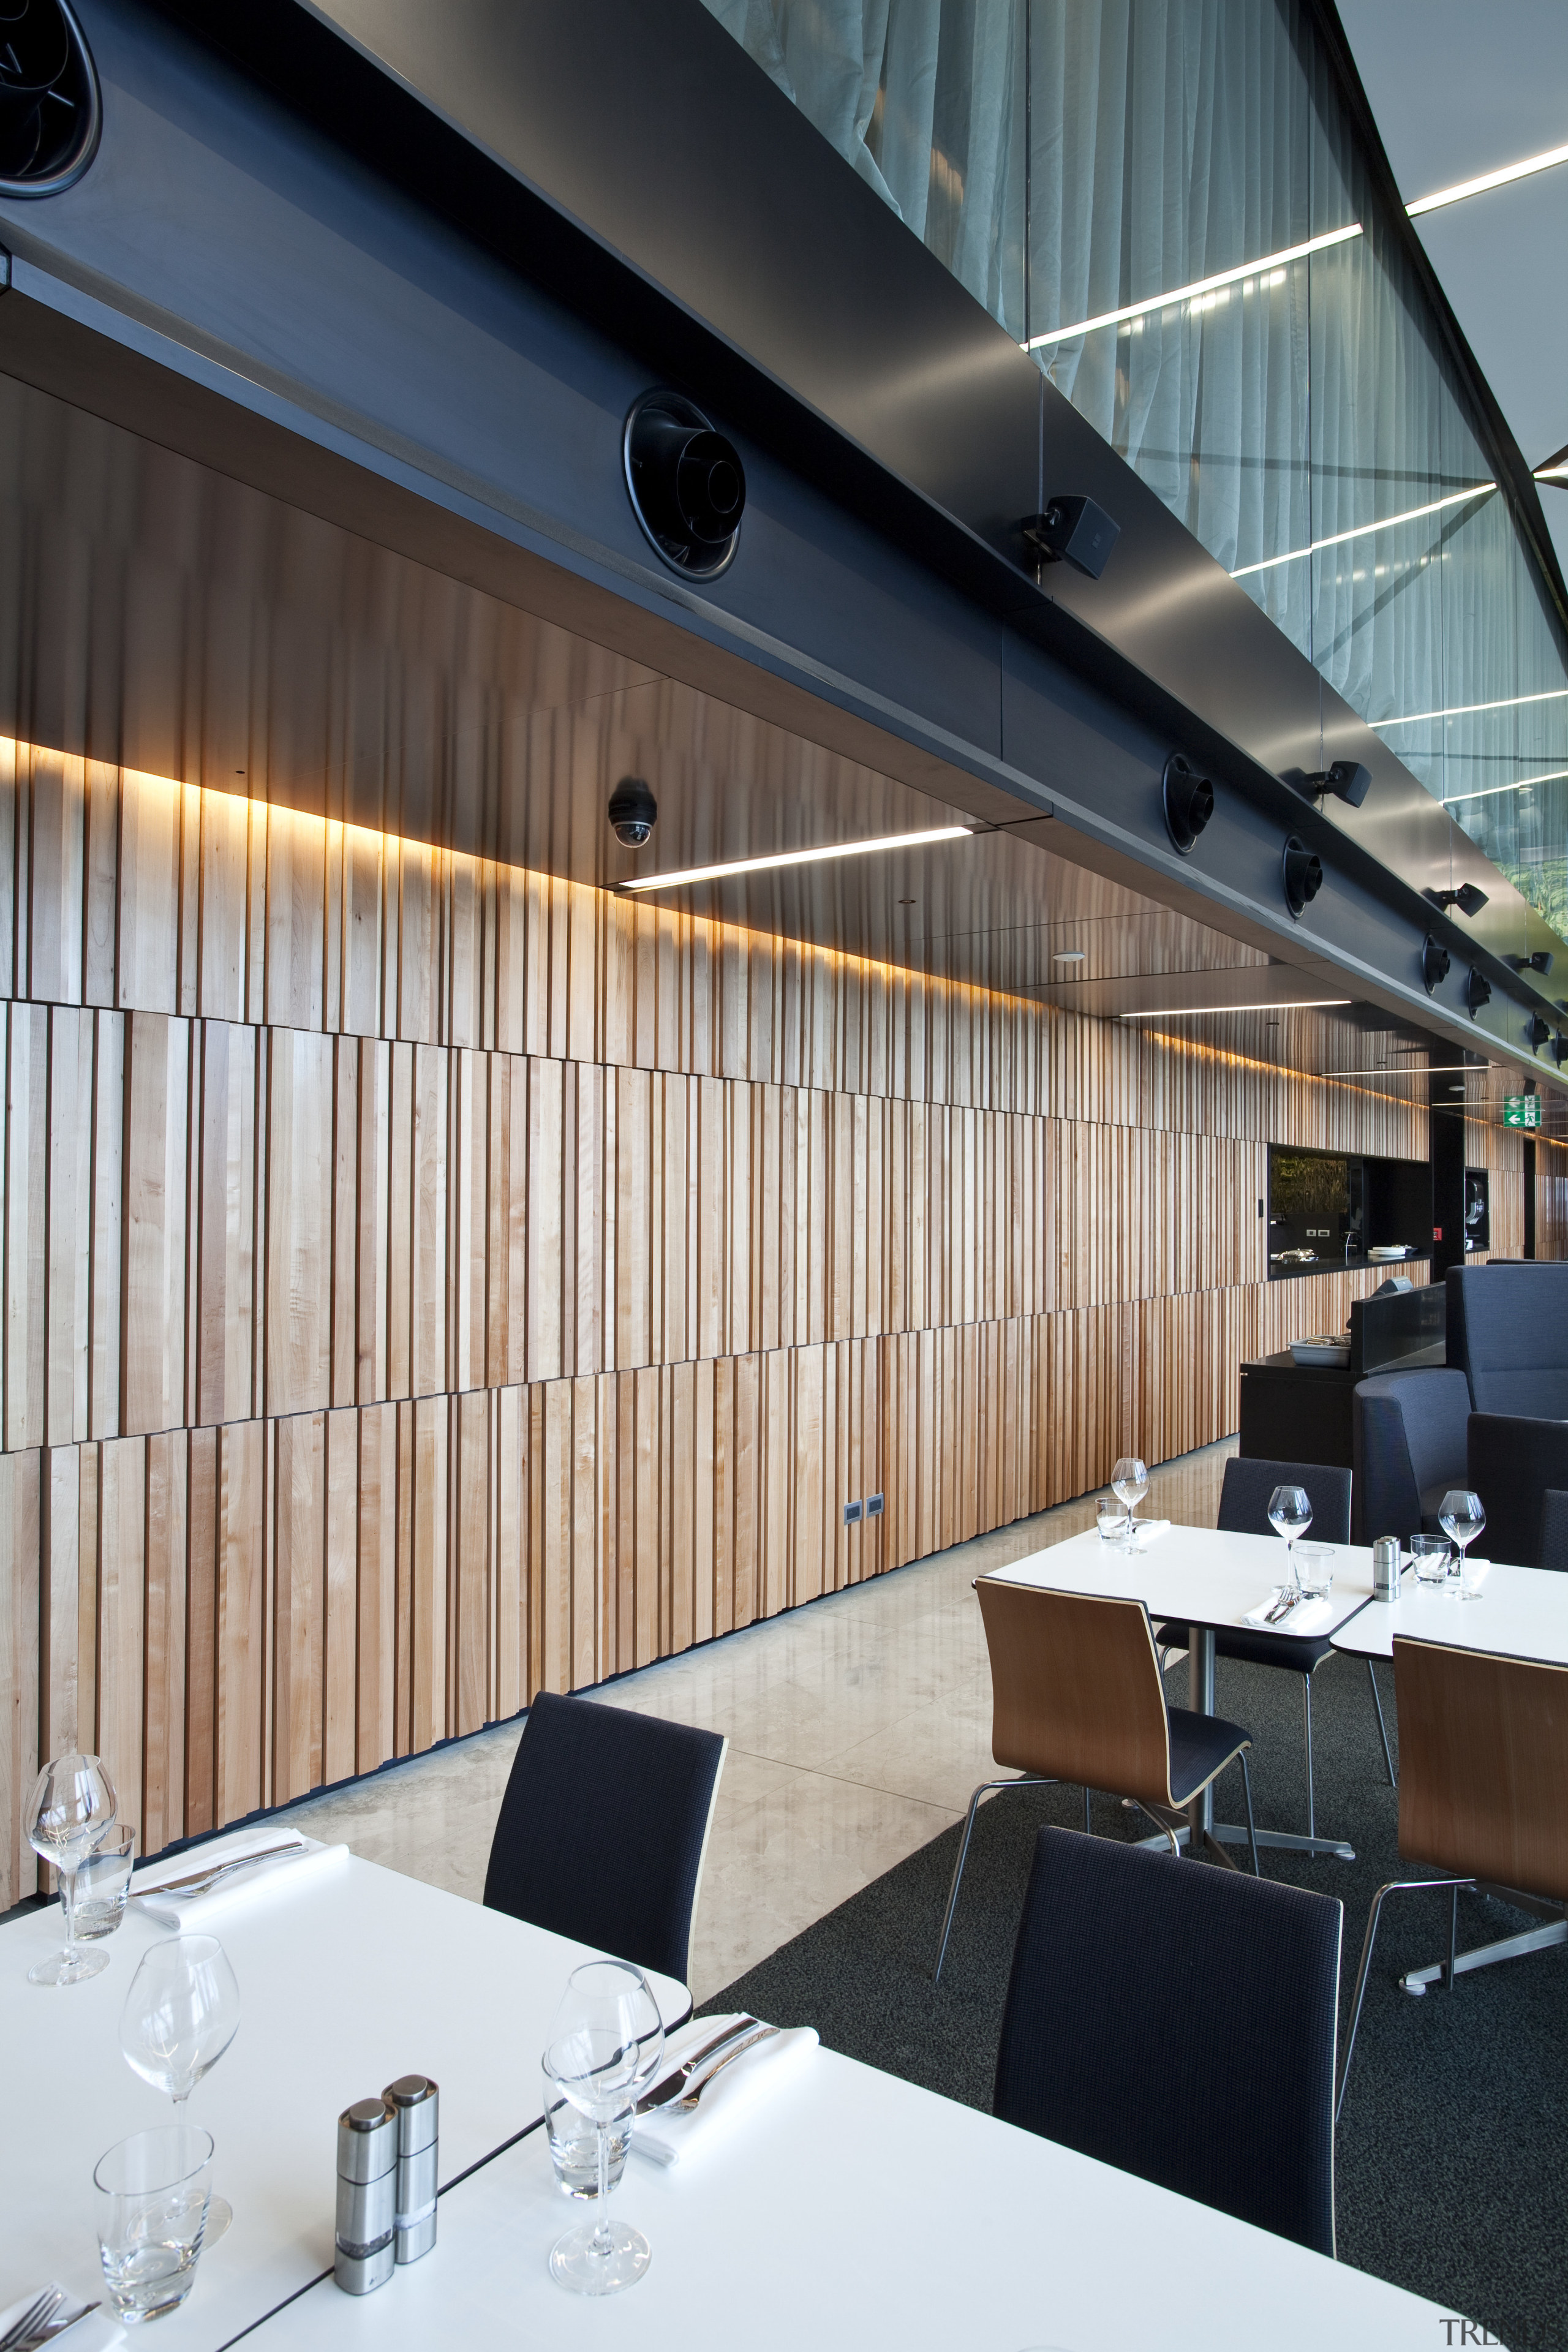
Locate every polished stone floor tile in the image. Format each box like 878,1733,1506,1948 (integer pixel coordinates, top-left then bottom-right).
282,1439,1235,2003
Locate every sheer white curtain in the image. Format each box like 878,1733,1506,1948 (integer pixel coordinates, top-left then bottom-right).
701,0,1025,336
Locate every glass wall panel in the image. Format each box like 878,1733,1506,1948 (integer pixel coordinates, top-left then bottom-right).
701,0,1568,937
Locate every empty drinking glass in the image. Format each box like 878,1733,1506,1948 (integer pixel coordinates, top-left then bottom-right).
121,1936,241,2241
543,1960,665,2295
1095,1497,1125,1544
75,1828,137,1942
26,1754,118,1986
1439,1491,1487,1589
95,2125,213,2324
1110,1457,1149,1545
541,2059,631,2199
1267,1485,1313,1589
1294,1544,1334,1604
1410,1533,1449,1587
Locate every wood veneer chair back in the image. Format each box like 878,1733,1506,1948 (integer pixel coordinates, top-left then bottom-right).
1393,1637,1568,1902
976,1580,1175,1811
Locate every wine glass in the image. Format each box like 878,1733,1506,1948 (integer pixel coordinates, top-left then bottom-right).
1439,1490,1486,1589
26,1754,117,1986
1110,1457,1149,1545
121,1936,241,2241
543,1960,665,2295
1267,1485,1313,1591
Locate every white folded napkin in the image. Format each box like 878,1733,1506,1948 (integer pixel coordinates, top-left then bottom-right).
132,1826,349,1928
0,2285,124,2351
633,2013,818,2169
1128,1519,1170,1546
1240,1590,1333,1636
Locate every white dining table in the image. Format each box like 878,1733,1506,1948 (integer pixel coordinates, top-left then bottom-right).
1332,1559,1568,1992
0,1852,691,2350
986,1523,1378,1861
243,2040,1455,2351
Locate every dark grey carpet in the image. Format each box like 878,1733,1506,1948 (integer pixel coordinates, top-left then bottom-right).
701,1648,1567,2348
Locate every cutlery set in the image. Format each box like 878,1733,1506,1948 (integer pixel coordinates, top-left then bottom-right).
129,1840,308,1905
635,2018,780,2119
0,2289,100,2352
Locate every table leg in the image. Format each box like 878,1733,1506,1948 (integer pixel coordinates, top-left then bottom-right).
1400,1885,1568,1994
1187,1627,1216,1848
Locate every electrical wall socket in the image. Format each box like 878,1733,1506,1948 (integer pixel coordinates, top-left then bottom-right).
865,1493,884,1518
842,1498,862,1526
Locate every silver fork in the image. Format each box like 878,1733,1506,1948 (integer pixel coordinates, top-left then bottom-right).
0,2289,65,2352
130,1839,306,1902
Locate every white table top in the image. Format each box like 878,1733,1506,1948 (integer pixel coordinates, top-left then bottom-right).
986,1523,1375,1645
0,1856,690,2350
251,2043,1451,2351
1330,1559,1568,1663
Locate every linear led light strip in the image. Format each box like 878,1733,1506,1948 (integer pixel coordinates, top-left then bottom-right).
1442,767,1568,805
1025,142,1568,356
1120,1000,1351,1020
619,826,971,892
1021,224,1362,352
1407,139,1568,217
1319,1064,1490,1077
1231,483,1495,579
1374,685,1568,729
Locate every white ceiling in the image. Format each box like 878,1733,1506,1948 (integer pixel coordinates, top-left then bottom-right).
1337,0,1568,578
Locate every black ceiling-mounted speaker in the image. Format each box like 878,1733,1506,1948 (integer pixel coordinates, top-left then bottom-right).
1553,1033,1568,1068
1161,755,1214,855
1425,883,1490,919
1020,496,1121,579
1507,949,1556,976
1466,967,1493,1018
1302,760,1372,808
1527,1013,1553,1051
624,390,745,579
1281,834,1323,919
1420,934,1450,995
0,0,99,194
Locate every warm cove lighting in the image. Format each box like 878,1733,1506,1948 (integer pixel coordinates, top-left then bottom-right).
1230,484,1495,579
1022,223,1362,351
618,826,972,892
1407,140,1568,218
1120,1000,1352,1020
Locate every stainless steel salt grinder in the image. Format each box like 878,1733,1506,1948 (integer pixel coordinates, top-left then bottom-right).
335,2096,398,2294
383,2074,439,2264
1372,1537,1401,1600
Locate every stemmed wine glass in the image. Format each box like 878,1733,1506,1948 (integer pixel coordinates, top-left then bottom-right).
26,1754,117,1986
1439,1490,1487,1591
120,1936,241,2241
1268,1485,1313,1591
1111,1457,1149,1546
543,1960,665,2296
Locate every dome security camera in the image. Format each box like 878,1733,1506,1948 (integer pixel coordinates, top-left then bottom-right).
608,777,658,850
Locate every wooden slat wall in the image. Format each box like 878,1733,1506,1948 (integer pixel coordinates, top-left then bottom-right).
0,736,1494,1904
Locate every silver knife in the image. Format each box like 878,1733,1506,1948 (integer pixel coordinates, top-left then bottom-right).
635,2018,761,2116
131,1839,307,1900
676,2024,782,2111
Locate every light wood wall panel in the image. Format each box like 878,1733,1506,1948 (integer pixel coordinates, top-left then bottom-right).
0,739,1541,1906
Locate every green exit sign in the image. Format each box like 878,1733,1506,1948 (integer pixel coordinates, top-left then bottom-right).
1504,1094,1542,1129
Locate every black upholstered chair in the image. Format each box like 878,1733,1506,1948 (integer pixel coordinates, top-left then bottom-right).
1352,1370,1470,1544
483,1691,726,1982
1542,1492,1568,1574
1448,1264,1568,1417
1158,1456,1396,1825
994,1825,1341,2255
1466,1415,1568,1569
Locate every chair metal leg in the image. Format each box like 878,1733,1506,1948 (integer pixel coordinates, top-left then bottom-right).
1336,1875,1474,2123
1302,1672,1316,1844
1082,1785,1092,1836
1366,1658,1397,1786
1237,1749,1261,1877
933,1776,1052,1984
1447,1884,1459,1994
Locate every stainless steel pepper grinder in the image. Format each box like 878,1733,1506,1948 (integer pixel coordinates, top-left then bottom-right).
334,2096,398,2294
383,2073,439,2264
